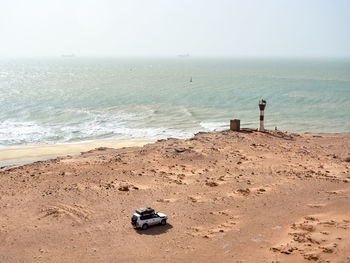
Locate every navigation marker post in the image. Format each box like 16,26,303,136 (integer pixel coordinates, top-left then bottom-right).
259,99,267,132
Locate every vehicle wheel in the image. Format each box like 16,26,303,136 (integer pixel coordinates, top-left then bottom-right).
161,219,166,226
142,224,148,230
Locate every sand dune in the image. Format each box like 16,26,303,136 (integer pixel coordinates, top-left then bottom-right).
0,130,349,262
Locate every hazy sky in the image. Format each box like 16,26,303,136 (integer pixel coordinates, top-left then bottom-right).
1,0,349,57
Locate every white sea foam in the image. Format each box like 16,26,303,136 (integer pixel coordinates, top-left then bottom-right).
0,120,54,147
200,121,228,131
0,105,201,147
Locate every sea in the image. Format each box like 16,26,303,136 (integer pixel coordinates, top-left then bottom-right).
0,57,349,148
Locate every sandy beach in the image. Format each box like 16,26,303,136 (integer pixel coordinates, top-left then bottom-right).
0,130,349,262
0,140,154,167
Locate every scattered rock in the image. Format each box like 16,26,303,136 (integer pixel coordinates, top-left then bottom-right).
206,181,218,187
237,188,250,196
305,216,318,221
271,247,280,252
303,253,319,261
175,148,187,153
257,188,266,193
188,196,197,202
321,246,334,253
96,147,107,151
299,224,315,232
118,185,129,191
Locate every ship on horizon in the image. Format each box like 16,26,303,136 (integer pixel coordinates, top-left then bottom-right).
61,54,76,58
178,53,190,58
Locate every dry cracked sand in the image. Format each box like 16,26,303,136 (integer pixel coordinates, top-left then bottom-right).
0,130,350,262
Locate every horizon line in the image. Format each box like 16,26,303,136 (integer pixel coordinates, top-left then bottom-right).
1,55,350,60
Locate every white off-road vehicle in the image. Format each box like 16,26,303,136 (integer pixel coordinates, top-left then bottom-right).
131,207,167,230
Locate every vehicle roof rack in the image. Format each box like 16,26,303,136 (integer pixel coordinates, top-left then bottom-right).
136,207,155,215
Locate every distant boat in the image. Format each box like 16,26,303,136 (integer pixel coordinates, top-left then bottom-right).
178,53,190,58
61,54,75,58
190,77,192,82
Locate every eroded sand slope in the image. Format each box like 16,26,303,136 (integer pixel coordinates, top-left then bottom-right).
0,130,349,262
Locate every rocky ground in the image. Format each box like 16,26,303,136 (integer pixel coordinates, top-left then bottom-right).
0,130,349,262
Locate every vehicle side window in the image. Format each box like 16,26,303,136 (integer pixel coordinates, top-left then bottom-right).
152,214,159,218
141,214,152,220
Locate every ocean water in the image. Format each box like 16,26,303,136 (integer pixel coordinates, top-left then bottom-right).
0,57,349,147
